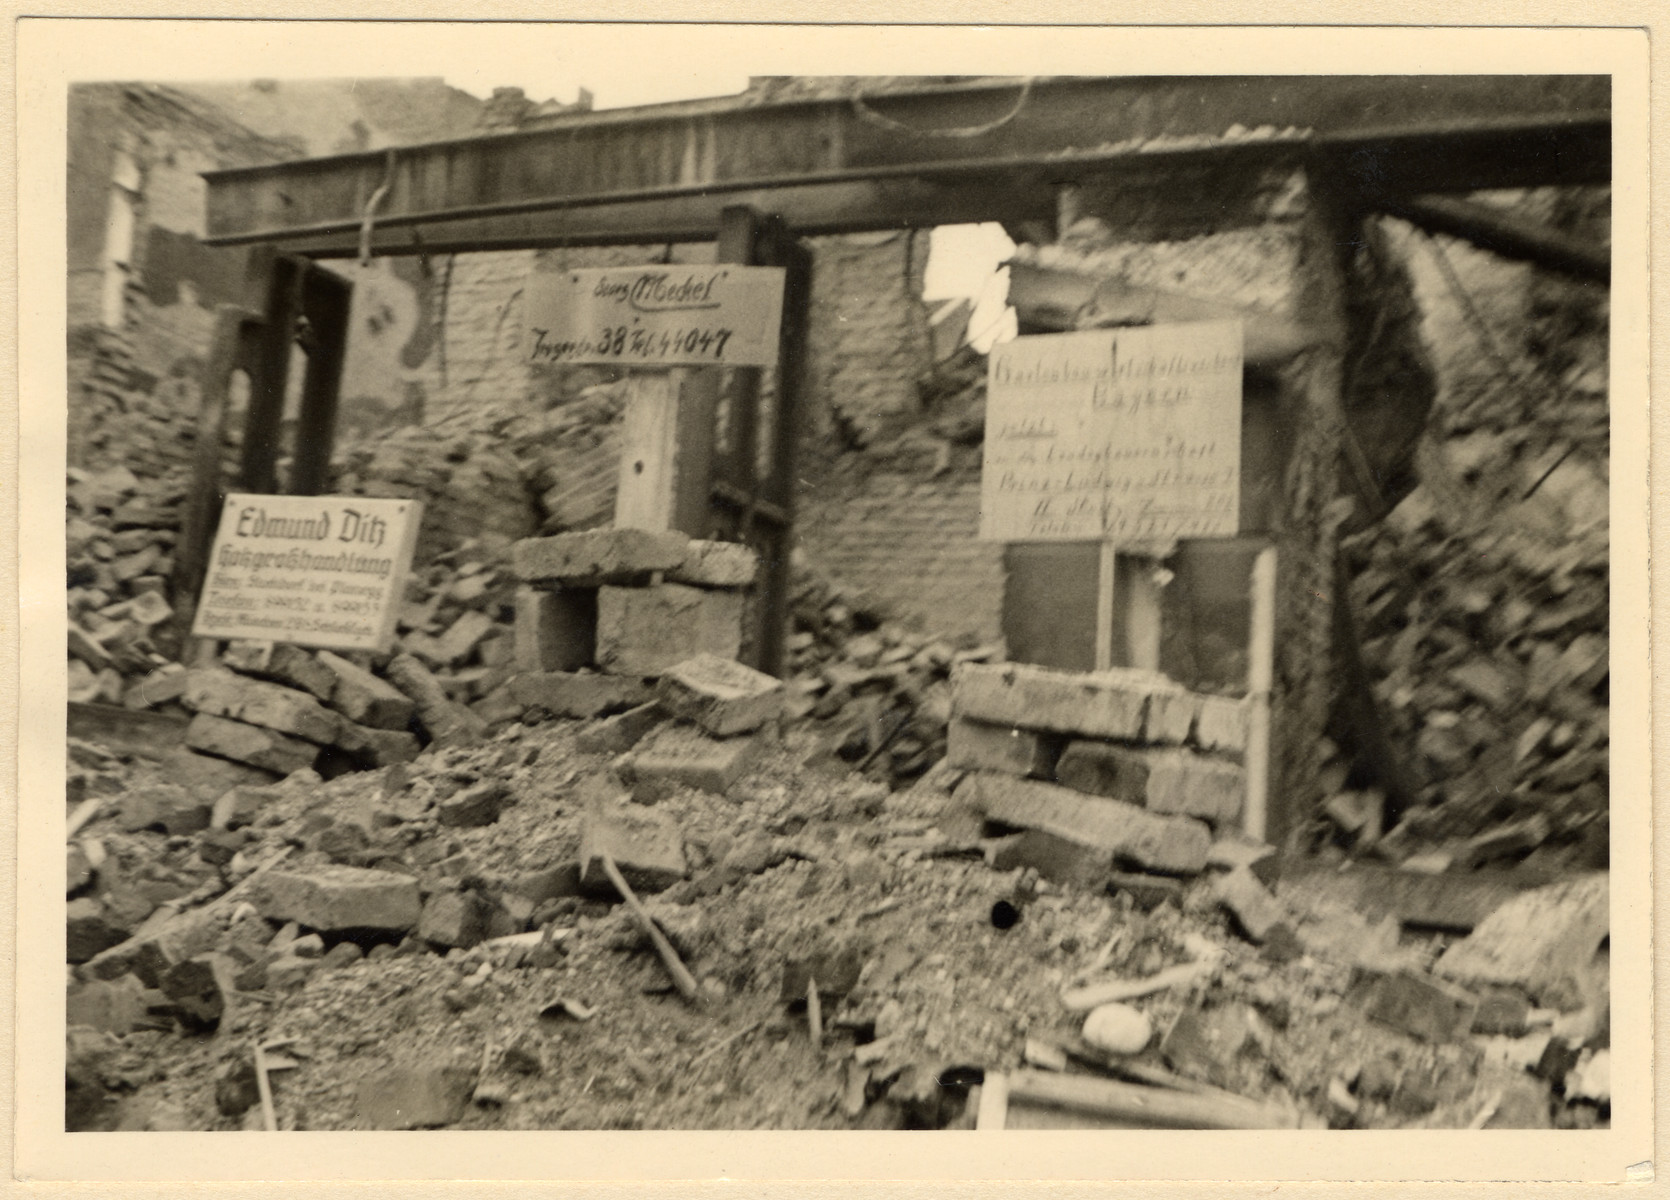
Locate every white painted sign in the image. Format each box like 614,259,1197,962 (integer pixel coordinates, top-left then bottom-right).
524,265,786,367
980,322,1243,544
192,494,423,651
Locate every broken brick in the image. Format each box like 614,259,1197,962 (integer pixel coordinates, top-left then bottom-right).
513,528,690,586
185,713,320,776
1213,866,1289,943
117,785,211,836
668,539,759,589
595,584,745,677
1434,874,1608,1010
1106,870,1186,911
985,828,1110,889
385,654,487,746
333,720,422,768
223,641,338,703
353,1065,478,1130
418,890,499,949
1357,968,1479,1043
951,662,1160,741
67,897,128,963
578,799,687,896
436,780,508,828
655,653,783,735
1160,1004,1260,1089
434,610,497,665
574,702,665,755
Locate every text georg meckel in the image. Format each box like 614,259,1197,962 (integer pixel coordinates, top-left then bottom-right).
214,504,395,578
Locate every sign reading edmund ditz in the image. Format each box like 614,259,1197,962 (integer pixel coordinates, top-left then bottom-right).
523,265,786,367
192,494,423,652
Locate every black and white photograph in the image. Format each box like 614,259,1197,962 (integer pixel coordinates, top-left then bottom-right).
12,15,1655,1187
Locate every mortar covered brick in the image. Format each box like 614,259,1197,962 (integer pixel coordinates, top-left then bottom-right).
578,801,687,896
1195,695,1251,753
954,770,1211,875
946,717,1061,779
514,585,596,672
509,671,651,718
595,583,744,677
1145,688,1200,744
656,654,783,735
1144,751,1245,827
182,667,343,745
952,662,1165,740
514,528,690,586
185,713,320,776
668,540,760,589
317,651,417,731
248,865,422,934
624,722,765,796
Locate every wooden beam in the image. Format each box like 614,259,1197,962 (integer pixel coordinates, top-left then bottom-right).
1379,194,1609,284
1005,1068,1298,1130
288,265,353,496
202,76,1608,255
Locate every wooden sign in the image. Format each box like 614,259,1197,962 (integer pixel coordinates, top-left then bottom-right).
191,494,422,651
524,265,786,367
980,322,1243,544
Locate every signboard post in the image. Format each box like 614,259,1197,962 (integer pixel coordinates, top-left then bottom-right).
523,264,788,534
980,321,1244,670
191,493,422,652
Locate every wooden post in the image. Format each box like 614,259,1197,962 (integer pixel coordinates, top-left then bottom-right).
288,266,352,496
1124,555,1164,671
238,254,301,495
1244,544,1277,842
1093,540,1117,671
613,371,680,532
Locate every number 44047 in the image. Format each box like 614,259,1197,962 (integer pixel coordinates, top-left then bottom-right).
597,326,734,359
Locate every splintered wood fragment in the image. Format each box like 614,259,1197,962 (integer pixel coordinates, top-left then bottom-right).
1006,1068,1298,1130
600,852,702,1006
67,798,103,841
1061,957,1217,1011
975,1072,1009,1130
807,976,823,1047
254,1038,296,1133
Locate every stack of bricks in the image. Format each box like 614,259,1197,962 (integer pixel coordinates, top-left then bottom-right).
507,528,760,720
946,662,1253,878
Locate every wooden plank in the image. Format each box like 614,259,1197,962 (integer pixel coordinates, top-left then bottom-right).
1380,194,1609,284
1094,542,1117,671
1278,860,1580,932
1244,545,1277,841
612,373,680,532
237,255,302,495
1123,554,1164,672
1005,1068,1297,1130
288,265,352,496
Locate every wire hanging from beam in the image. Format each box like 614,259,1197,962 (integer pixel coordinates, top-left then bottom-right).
851,77,1034,139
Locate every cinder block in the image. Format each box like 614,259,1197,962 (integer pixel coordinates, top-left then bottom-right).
656,653,783,735
247,865,422,934
317,651,416,731
514,586,596,672
513,528,690,586
1195,695,1250,754
668,540,759,589
185,713,320,776
953,770,1211,876
509,671,651,718
946,717,1060,778
595,583,744,677
951,662,1165,741
182,667,342,745
624,722,764,796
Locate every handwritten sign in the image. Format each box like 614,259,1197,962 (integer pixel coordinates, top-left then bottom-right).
980,322,1243,544
523,265,785,367
192,494,422,651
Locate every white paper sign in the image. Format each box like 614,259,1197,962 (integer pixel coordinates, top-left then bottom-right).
192,493,423,651
980,322,1243,544
524,265,785,367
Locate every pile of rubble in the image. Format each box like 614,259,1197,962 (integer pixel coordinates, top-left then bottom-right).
65,615,1610,1132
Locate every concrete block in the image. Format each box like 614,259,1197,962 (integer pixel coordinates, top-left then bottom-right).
668,540,759,588
79,904,223,988
514,586,596,672
578,801,687,896
1195,695,1250,754
625,722,765,796
354,1065,478,1130
247,865,422,934
117,784,211,835
1357,968,1480,1043
1434,874,1608,1010
184,714,319,777
946,718,1061,778
1144,752,1245,827
385,654,487,746
1144,688,1199,744
595,584,744,676
509,671,652,719
317,651,416,731
223,641,338,703
575,702,665,755
183,667,342,744
1054,741,1154,805
160,746,280,802
513,528,690,586
333,720,422,769
985,828,1110,889
951,662,1164,740
434,611,498,665
656,654,783,735
953,770,1211,876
